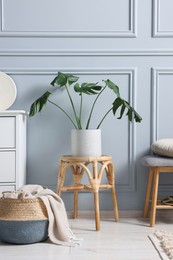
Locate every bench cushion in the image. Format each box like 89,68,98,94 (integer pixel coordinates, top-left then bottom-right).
151,139,173,158
141,155,173,167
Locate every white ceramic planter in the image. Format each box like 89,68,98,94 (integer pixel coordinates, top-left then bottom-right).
71,129,102,156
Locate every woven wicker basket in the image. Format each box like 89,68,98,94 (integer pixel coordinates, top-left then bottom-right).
0,197,49,244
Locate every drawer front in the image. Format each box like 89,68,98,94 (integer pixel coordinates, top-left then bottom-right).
0,117,15,148
0,185,15,193
0,151,15,182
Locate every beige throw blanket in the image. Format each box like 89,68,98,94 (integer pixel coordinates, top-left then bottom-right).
1,185,80,247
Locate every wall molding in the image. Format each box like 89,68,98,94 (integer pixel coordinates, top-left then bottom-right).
151,67,158,143
0,67,137,192
0,0,137,38
151,68,173,142
1,49,173,56
151,67,173,191
153,0,173,38
0,66,135,75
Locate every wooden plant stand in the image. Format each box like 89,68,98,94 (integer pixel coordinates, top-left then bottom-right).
56,155,119,230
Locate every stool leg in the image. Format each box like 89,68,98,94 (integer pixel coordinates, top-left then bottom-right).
94,191,100,231
72,165,81,219
150,168,159,227
57,161,65,196
74,190,78,218
143,168,153,218
111,186,119,222
106,162,119,222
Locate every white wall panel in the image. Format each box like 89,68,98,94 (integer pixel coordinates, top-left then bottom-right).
151,68,173,141
0,68,136,192
153,0,173,37
0,0,136,37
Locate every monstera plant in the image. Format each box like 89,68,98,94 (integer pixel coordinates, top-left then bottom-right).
29,72,142,127
29,72,142,156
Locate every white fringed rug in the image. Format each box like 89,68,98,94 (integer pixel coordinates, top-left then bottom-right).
149,230,173,260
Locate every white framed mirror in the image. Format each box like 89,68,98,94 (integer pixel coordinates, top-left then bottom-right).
0,71,17,111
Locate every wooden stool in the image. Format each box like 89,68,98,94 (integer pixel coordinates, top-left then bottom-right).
141,155,173,227
56,155,119,230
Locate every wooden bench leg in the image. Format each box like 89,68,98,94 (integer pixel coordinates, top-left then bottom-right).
150,167,159,227
143,168,153,218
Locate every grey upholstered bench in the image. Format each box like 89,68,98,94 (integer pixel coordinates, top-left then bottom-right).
141,155,173,227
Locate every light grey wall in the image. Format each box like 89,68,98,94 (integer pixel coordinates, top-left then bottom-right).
1,0,173,210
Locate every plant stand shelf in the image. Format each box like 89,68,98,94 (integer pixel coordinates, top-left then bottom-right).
56,155,119,231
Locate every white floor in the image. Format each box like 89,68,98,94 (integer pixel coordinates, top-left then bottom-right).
1,216,173,260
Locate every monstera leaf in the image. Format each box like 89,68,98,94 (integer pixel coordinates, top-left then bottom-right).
74,82,102,95
104,79,120,96
112,97,142,123
51,72,79,87
29,91,51,117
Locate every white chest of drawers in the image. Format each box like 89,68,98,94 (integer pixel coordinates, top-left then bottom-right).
0,110,26,192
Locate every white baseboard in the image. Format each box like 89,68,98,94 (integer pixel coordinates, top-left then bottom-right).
67,210,173,219
67,210,143,218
